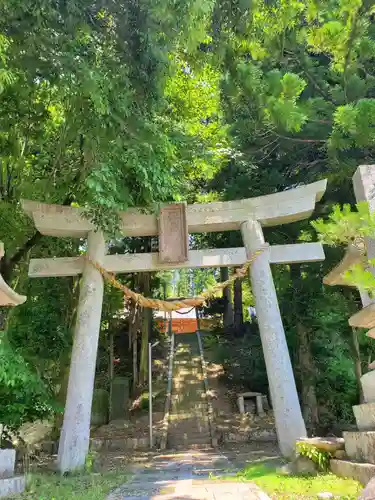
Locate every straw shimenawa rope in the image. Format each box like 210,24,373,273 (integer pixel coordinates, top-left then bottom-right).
85,244,268,311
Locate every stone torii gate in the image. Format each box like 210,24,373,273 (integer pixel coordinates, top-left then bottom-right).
22,179,326,472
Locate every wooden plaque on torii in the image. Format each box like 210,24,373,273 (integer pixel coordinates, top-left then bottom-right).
158,203,189,264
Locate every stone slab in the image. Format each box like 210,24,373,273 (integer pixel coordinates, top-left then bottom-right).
0,449,15,478
353,403,375,431
91,388,109,426
297,437,345,453
344,431,375,463
359,476,375,498
361,371,375,404
111,377,129,420
0,476,26,498
159,203,189,264
330,459,375,486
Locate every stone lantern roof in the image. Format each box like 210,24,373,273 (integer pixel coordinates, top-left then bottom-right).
0,242,26,306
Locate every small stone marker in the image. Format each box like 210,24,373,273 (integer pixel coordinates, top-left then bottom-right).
0,450,15,479
237,392,265,416
111,377,129,420
0,449,25,498
158,203,189,264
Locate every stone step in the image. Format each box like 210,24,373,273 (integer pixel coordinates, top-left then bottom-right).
168,443,213,450
330,459,375,485
168,435,211,442
344,431,375,463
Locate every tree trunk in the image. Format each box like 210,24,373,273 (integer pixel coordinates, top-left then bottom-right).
220,267,233,329
291,265,319,433
132,334,138,392
297,321,319,433
351,327,364,403
51,354,71,440
108,330,114,422
233,272,243,336
0,309,9,331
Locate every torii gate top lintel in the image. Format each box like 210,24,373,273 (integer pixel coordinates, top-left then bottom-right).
21,179,327,239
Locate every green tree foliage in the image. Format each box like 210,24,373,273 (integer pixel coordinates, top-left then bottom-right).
0,337,53,436
313,201,375,294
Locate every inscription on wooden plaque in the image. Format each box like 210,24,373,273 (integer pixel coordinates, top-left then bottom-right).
158,203,189,264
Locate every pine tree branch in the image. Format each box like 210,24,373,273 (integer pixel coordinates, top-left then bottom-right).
272,132,326,143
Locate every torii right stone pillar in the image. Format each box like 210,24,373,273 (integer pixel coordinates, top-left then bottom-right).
57,230,105,473
241,220,307,457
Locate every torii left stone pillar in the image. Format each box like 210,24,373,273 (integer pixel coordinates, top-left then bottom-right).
57,230,105,473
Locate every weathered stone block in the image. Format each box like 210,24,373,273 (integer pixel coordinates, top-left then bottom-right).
111,377,129,420
91,388,109,426
361,371,375,404
353,403,375,431
278,456,317,476
297,437,345,453
359,476,375,499
330,459,375,485
90,439,104,452
0,449,15,478
344,431,375,464
0,476,25,498
333,450,347,460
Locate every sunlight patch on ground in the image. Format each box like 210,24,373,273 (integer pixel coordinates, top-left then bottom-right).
214,462,362,499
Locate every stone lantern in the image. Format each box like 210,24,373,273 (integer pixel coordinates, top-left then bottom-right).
0,242,26,306
0,241,26,497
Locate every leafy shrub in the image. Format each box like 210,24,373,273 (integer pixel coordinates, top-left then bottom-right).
0,337,55,439
296,442,331,472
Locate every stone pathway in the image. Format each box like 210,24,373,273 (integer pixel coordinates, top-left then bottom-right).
107,448,271,500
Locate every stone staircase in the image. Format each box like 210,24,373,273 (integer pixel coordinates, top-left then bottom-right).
167,334,213,450
330,399,375,485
